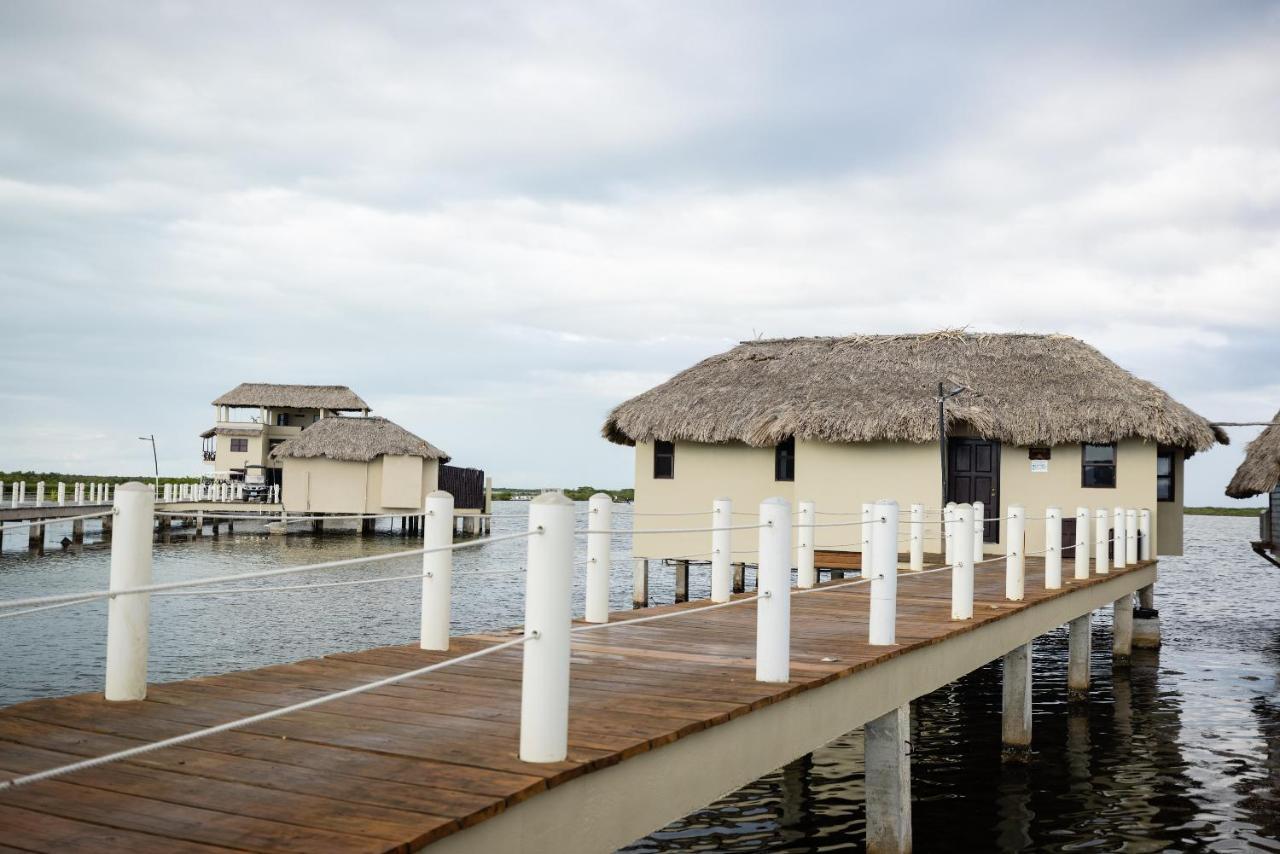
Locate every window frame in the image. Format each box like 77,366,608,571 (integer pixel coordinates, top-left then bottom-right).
229,438,249,453
774,436,796,482
276,413,290,427
1081,442,1117,489
653,440,675,480
1156,446,1176,502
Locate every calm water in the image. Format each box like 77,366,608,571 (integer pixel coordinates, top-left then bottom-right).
1,508,1276,851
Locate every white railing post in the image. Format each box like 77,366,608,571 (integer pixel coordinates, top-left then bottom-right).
943,503,956,565
711,498,732,602
74,482,82,505
1045,507,1062,590
163,483,172,504
972,500,985,563
0,482,5,505
1125,508,1138,565
585,493,612,623
797,501,816,589
519,491,575,763
755,497,792,683
869,499,899,645
952,503,974,620
105,482,154,701
1139,508,1152,560
1006,505,1025,600
909,503,924,572
57,482,66,506
1113,507,1127,568
17,481,25,506
106,484,112,503
420,490,455,649
35,481,45,507
1095,508,1110,574
1074,506,1090,579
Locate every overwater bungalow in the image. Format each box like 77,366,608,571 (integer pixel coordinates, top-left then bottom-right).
604,331,1225,563
1225,407,1280,566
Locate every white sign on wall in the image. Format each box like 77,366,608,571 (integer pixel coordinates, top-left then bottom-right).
1030,460,1049,474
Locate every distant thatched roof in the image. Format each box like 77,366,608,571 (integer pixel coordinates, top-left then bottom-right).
603,331,1226,452
198,426,264,439
212,383,368,411
1226,409,1280,498
271,416,449,463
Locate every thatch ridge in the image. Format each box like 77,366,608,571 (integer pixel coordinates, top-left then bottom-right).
272,416,449,463
1226,409,1280,498
603,331,1225,452
212,383,369,411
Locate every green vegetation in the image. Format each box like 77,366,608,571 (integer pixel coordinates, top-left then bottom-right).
492,486,634,502
0,471,200,488
1185,506,1264,517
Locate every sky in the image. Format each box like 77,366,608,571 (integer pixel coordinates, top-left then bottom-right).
1,1,1277,505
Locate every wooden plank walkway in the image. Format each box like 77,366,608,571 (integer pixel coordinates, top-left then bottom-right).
0,557,1154,852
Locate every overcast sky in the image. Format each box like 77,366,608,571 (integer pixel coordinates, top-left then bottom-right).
1,2,1277,505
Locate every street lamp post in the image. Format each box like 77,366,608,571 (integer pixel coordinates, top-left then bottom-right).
138,435,159,490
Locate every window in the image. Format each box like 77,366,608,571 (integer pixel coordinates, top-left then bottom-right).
229,438,248,453
653,440,675,479
1081,443,1116,488
276,413,290,427
775,436,795,482
1156,447,1176,502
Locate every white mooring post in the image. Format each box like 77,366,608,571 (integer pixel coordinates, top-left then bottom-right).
1074,506,1090,579
909,503,924,572
1125,508,1138,565
868,499,899,646
952,503,974,620
1113,507,1127,569
1005,504,1025,601
420,491,455,650
163,483,173,504
519,491,575,763
105,482,154,701
796,501,816,589
105,484,111,503
711,498,732,603
584,493,612,623
1138,508,1152,560
972,500,985,563
943,502,956,565
17,481,25,506
1094,508,1110,574
57,482,66,506
1045,507,1062,590
755,497,792,683
35,481,45,507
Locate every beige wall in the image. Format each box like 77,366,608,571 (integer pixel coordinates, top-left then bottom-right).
282,456,440,514
1156,449,1184,556
213,432,266,472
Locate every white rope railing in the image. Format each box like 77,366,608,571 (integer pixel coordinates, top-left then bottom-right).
0,510,114,532
591,522,770,535
573,593,765,632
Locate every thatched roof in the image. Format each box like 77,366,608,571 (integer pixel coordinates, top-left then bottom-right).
212,383,369,411
271,416,449,463
199,426,264,439
603,331,1226,452
1226,409,1280,498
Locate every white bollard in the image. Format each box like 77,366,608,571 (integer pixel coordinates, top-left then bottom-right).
1095,508,1110,574
420,491,455,649
105,483,155,701
584,493,612,623
1074,507,1090,579
105,484,111,503
57,482,66,507
1139,508,1152,561
711,498,733,603
952,504,974,620
1125,508,1138,565
74,483,82,505
943,503,956,565
869,500,899,645
35,481,45,507
972,500,985,563
796,501,816,589
17,481,25,506
519,491,575,763
163,483,173,504
755,497,792,683
1045,507,1062,590
909,503,924,572
1113,507,1127,568
1005,505,1025,601
0,482,5,505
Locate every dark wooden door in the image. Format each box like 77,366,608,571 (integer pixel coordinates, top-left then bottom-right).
948,438,1000,543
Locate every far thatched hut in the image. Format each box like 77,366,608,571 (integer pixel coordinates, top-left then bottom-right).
271,416,450,514
1225,408,1280,561
604,331,1224,561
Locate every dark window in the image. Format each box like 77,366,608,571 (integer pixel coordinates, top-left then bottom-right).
1156,447,1175,502
653,441,675,479
276,413,290,426
1082,443,1116,488
775,437,795,481
230,438,248,453
1028,447,1051,461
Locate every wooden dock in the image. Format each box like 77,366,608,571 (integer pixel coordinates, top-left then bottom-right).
0,556,1156,853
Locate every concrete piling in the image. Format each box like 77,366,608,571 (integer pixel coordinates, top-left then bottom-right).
1113,594,1133,660
865,704,912,854
732,562,746,593
1002,642,1033,760
632,558,649,609
674,560,689,603
1068,613,1091,699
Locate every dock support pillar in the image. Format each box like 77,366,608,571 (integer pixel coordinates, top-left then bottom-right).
1113,595,1134,660
732,562,746,593
632,558,649,609
865,704,912,854
101,512,112,541
312,519,323,535
72,518,85,544
1134,583,1161,648
1068,613,1091,700
674,560,689,603
28,520,43,553
194,510,203,538
1002,642,1033,760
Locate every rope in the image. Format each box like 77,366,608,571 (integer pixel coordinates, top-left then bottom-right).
0,510,114,532
0,635,532,791
0,529,541,612
573,593,764,633
590,523,770,535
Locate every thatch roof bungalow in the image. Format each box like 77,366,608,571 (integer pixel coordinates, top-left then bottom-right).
605,331,1223,560
1225,408,1280,557
272,416,449,514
